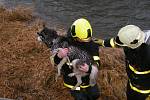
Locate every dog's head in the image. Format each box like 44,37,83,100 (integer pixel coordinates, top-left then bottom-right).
37,26,58,48
72,59,87,69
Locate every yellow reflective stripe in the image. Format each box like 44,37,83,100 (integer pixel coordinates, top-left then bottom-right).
80,84,91,88
64,82,91,89
129,82,150,94
129,64,150,74
64,82,75,89
93,56,100,61
110,38,115,48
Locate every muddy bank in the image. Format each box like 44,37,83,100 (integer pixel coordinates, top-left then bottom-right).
0,7,127,100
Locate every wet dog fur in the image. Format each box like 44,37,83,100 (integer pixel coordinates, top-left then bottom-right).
37,26,98,89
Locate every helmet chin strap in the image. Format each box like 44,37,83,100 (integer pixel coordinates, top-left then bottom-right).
75,37,92,42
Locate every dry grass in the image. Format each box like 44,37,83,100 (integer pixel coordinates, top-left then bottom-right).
0,6,127,100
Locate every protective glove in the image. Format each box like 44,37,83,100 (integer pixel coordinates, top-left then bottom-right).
92,37,104,46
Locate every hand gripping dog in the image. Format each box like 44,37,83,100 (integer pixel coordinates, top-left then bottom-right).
69,59,98,90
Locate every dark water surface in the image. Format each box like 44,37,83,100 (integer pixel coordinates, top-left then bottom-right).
1,0,150,38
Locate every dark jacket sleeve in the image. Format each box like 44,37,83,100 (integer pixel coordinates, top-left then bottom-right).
103,38,116,47
92,37,117,48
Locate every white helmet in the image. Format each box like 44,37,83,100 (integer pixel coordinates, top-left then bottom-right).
115,25,145,49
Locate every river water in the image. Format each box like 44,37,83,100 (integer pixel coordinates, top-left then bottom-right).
1,0,150,38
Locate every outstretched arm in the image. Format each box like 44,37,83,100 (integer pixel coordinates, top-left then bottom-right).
93,37,119,48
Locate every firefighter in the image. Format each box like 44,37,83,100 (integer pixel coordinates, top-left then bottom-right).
53,18,100,100
95,25,150,100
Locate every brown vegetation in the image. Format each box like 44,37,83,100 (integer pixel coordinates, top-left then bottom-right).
0,6,127,100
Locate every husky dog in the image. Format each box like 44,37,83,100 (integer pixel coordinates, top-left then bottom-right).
37,26,98,89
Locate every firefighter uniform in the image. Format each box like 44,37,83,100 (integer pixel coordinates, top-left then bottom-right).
98,30,150,100
53,38,100,100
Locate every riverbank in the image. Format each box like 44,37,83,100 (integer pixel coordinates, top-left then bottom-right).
0,6,127,100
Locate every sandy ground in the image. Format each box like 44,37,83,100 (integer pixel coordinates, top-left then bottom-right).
0,6,127,100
